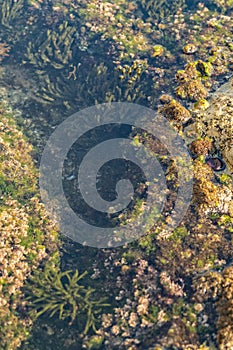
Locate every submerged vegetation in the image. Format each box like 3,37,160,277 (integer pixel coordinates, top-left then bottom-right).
25,262,109,334
139,0,186,20
25,21,75,70
0,0,24,28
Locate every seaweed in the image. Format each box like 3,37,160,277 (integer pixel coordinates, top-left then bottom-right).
25,263,109,334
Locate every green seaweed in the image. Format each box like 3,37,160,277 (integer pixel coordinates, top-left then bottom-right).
24,21,75,70
25,262,109,335
138,0,186,20
0,0,24,28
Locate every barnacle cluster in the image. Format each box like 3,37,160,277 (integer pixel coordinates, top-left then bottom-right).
195,78,233,173
158,98,191,129
204,0,233,13
192,159,232,215
89,64,233,350
78,0,152,59
193,265,233,350
175,62,209,101
189,138,213,158
0,103,58,349
0,0,232,349
97,252,216,350
99,260,160,349
217,266,233,350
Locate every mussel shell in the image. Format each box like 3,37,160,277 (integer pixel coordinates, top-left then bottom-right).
205,156,226,171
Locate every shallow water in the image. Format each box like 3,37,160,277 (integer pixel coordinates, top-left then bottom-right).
0,0,233,349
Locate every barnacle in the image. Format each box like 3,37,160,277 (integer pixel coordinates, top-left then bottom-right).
182,44,197,54
158,98,191,128
217,266,233,350
175,62,209,101
189,138,213,158
193,266,233,349
195,80,233,173
176,79,208,101
78,0,150,58
0,103,59,349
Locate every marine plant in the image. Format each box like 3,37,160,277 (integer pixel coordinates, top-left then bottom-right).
25,262,109,334
0,0,24,28
30,59,152,111
25,21,75,70
138,0,186,21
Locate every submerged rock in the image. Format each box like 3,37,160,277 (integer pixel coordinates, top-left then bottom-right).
195,78,233,174
0,101,59,350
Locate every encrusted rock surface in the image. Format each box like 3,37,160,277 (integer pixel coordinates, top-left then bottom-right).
195,78,233,173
